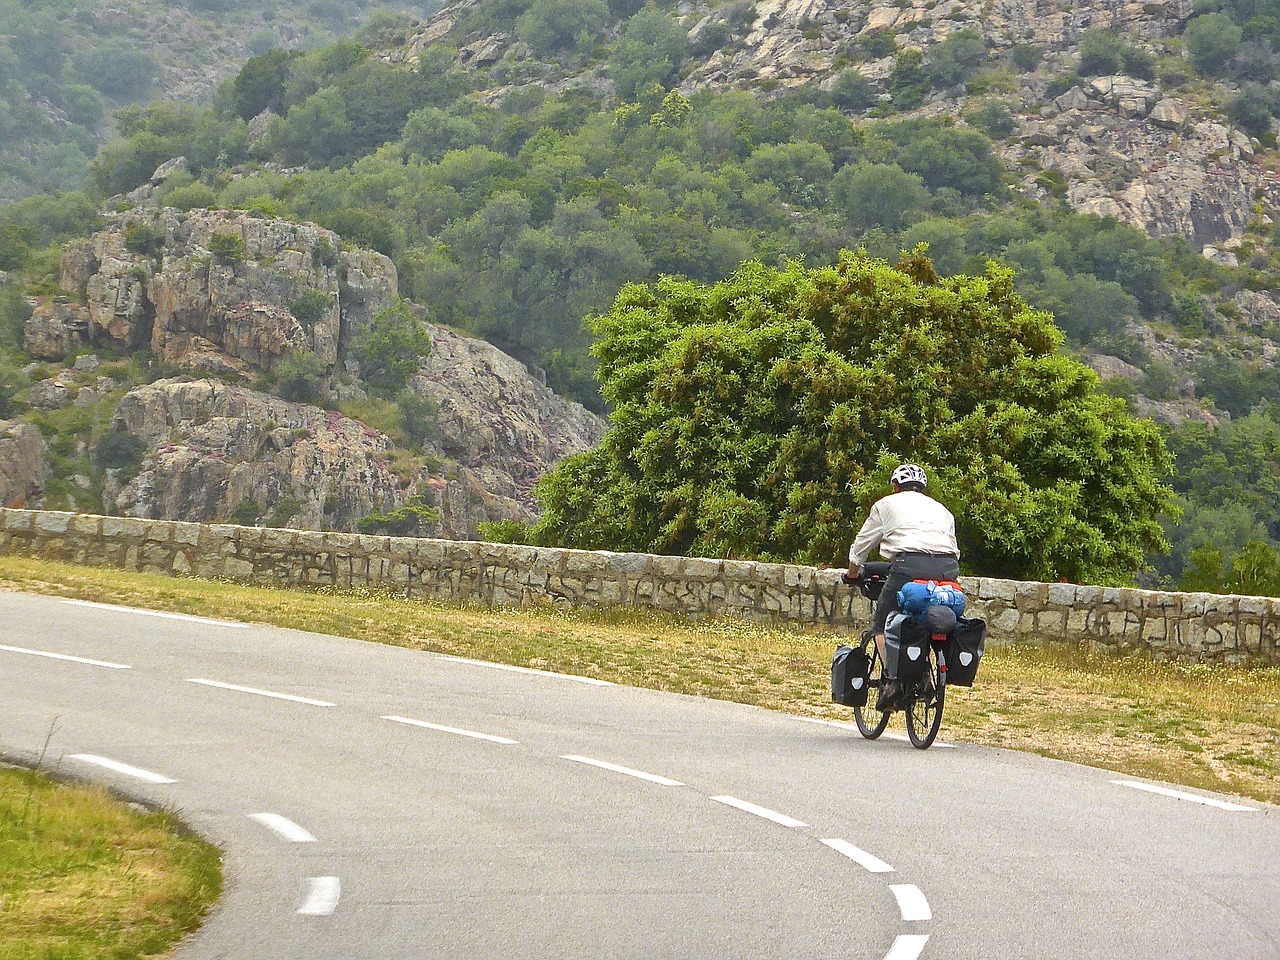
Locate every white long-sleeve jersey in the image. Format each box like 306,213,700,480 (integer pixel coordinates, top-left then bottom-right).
849,490,959,566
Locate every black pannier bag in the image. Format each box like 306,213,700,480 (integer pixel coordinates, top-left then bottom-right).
831,645,871,707
945,617,986,687
883,613,929,683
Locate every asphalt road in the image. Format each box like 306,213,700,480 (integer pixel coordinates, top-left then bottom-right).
2,591,1277,960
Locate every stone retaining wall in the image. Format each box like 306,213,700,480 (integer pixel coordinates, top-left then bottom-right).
2,508,1277,665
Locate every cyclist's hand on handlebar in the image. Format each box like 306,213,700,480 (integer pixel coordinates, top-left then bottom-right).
842,563,862,584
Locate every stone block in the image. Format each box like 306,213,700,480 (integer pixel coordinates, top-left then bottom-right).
683,557,724,580
172,522,200,546
1015,581,1047,603
1,509,34,531
223,557,254,579
1047,583,1078,607
34,512,72,534
261,528,298,551
142,521,172,542
783,565,815,589
69,514,102,536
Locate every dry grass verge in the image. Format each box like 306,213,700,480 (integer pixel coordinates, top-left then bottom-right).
2,556,1277,806
0,762,221,959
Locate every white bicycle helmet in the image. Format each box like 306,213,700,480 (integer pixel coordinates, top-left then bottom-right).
890,463,928,488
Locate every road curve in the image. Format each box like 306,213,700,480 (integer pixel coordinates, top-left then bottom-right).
2,591,1277,960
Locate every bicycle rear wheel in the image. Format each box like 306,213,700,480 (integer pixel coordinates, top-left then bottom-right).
905,659,944,749
853,637,891,740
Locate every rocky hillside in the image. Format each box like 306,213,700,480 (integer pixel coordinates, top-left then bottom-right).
391,0,1276,261
12,198,603,536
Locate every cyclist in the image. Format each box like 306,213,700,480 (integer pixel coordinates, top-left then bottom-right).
844,464,960,707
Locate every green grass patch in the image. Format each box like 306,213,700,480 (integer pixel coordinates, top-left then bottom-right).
1,555,1277,807
0,762,221,959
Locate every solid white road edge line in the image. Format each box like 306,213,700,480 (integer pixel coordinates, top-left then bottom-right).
1110,780,1256,812
383,715,518,744
0,643,130,669
791,717,956,748
59,598,250,628
890,884,932,921
436,654,613,686
710,795,807,828
819,838,894,873
883,934,930,960
186,678,336,707
69,754,175,784
249,813,317,843
561,755,684,786
299,877,341,916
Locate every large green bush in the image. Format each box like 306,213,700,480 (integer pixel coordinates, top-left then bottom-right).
532,252,1174,583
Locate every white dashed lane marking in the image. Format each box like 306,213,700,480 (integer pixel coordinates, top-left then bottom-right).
890,884,932,921
436,655,613,686
249,813,317,843
383,715,518,744
710,795,808,828
561,755,684,786
299,877,341,916
186,678,336,707
1111,780,1256,812
884,934,930,960
0,643,130,670
69,754,175,784
59,598,250,628
820,838,895,873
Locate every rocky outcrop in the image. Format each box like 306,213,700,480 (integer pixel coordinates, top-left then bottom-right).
43,208,396,380
412,326,607,509
0,422,47,508
108,379,405,530
105,357,604,537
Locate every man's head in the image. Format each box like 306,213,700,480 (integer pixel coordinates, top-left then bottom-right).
890,463,928,493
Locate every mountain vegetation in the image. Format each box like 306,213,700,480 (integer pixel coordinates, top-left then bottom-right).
0,0,440,202
2,0,1280,589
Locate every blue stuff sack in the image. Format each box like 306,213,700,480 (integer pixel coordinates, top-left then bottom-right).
897,579,966,618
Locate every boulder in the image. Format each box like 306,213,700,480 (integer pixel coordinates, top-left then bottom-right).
1149,98,1188,129
0,421,48,507
24,298,90,362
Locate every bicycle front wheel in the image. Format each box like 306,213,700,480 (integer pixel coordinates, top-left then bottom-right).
853,638,891,740
905,667,944,749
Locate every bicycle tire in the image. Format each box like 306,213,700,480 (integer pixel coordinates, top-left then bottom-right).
905,655,944,749
853,637,891,740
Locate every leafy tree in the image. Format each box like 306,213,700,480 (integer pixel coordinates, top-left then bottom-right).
516,0,610,56
272,347,327,402
830,162,929,231
1184,13,1245,75
1077,29,1153,79
830,70,877,113
532,253,1173,582
925,29,987,89
745,141,834,204
1228,82,1279,139
969,101,1016,137
889,48,931,110
69,41,158,102
1225,539,1280,595
610,8,688,100
290,289,333,326
350,299,433,396
231,48,297,120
